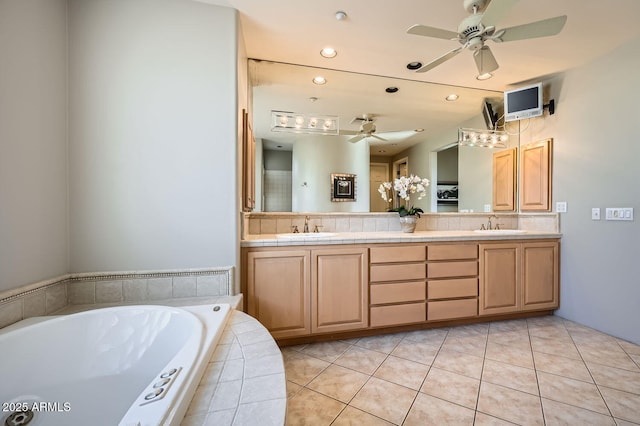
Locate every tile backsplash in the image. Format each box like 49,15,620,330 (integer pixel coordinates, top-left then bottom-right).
242,212,559,238
0,267,234,329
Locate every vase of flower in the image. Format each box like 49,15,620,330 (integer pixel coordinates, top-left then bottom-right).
399,215,418,233
378,174,430,234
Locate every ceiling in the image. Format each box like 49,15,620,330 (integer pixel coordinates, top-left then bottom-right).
200,0,640,154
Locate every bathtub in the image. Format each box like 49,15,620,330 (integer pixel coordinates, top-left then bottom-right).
0,303,231,426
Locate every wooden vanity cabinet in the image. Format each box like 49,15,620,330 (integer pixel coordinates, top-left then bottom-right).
479,240,559,315
245,246,368,339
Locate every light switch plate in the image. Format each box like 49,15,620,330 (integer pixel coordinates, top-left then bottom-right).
556,201,567,213
592,208,600,220
606,207,634,221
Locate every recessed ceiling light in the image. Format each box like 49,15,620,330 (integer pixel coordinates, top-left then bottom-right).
320,47,337,58
309,97,318,102
415,128,424,132
312,76,326,85
277,145,283,148
335,11,347,20
445,94,459,101
406,61,423,70
476,72,493,80
385,87,399,93
378,150,386,153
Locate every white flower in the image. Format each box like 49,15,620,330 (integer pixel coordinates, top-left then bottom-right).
378,174,431,206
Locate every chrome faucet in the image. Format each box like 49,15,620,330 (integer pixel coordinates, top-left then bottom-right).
487,214,498,230
303,216,310,233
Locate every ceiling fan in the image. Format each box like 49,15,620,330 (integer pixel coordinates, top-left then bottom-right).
340,114,420,143
406,0,567,75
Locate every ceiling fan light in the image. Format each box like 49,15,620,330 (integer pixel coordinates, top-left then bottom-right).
476,72,493,80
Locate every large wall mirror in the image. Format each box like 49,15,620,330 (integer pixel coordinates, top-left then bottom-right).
249,59,519,213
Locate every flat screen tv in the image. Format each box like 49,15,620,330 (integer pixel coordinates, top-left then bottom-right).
504,82,543,122
482,100,498,130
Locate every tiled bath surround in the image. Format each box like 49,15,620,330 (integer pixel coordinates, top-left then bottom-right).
242,212,559,238
0,267,234,329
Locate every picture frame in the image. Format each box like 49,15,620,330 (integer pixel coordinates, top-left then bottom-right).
331,173,356,202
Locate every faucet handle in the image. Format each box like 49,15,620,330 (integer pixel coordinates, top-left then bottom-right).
480,224,486,230
291,225,299,233
313,225,323,233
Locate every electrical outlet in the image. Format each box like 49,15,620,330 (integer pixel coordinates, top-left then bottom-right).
556,201,567,213
591,208,600,220
483,204,491,212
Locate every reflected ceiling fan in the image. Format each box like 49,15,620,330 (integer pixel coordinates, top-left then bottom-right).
340,114,419,143
406,0,567,75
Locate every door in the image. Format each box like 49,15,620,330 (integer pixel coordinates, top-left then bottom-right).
370,163,389,212
479,243,521,315
247,250,310,338
312,247,368,333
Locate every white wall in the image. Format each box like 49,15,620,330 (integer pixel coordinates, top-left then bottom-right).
292,136,370,212
0,0,68,293
522,37,640,344
68,0,239,273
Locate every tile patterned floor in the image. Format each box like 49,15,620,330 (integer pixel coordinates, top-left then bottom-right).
282,316,640,425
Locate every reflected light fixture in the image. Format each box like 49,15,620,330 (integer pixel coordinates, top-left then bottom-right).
458,127,508,149
271,111,339,135
312,76,327,85
476,72,493,80
320,47,337,58
445,94,459,101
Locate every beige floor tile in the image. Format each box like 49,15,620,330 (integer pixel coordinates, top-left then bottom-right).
286,380,302,398
373,355,430,390
530,335,581,360
487,329,532,348
614,419,640,426
283,351,330,386
618,339,640,356
482,359,539,395
447,323,489,338
537,371,609,415
354,333,404,354
299,340,351,362
485,340,534,369
587,362,640,395
473,412,518,425
599,386,640,423
577,343,640,372
477,381,544,426
533,351,593,383
402,327,448,345
331,406,393,426
541,398,616,425
391,340,439,365
489,318,529,333
420,367,480,409
285,388,345,425
350,377,417,424
306,364,369,403
404,393,475,425
334,345,387,375
442,334,487,357
433,348,484,379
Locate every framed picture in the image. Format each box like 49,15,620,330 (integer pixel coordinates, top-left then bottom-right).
331,173,356,202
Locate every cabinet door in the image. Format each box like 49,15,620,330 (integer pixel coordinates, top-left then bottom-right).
492,148,517,211
520,139,552,211
247,250,310,338
479,243,521,315
522,241,559,311
312,247,368,333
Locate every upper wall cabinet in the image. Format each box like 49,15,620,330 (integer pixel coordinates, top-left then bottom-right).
492,148,517,211
520,139,553,211
242,109,256,211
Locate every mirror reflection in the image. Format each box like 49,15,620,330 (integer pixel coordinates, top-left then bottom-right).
249,59,519,213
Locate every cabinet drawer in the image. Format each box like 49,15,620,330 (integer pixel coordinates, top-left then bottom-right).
428,244,478,261
428,299,478,321
370,281,425,305
428,261,477,278
370,303,426,327
370,245,426,263
370,263,425,282
428,278,478,300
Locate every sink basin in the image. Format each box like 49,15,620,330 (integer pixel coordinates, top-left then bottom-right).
276,232,337,239
473,229,527,235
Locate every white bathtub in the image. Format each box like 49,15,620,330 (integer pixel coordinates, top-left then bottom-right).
0,304,231,426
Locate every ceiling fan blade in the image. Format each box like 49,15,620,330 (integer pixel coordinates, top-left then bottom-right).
497,15,567,42
473,46,499,75
370,134,387,142
416,46,464,73
407,24,459,40
480,0,520,27
348,134,365,143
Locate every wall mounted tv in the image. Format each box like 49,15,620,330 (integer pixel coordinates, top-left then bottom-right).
504,82,543,122
482,100,498,130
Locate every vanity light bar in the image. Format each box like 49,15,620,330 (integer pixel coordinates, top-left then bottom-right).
458,128,508,149
271,111,340,135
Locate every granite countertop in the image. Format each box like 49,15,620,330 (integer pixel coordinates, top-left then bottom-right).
241,230,562,247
